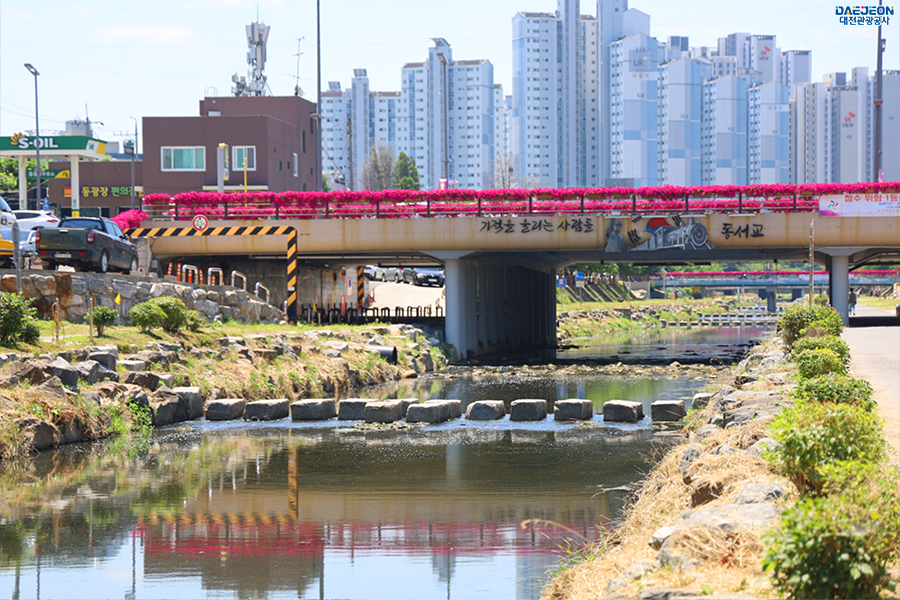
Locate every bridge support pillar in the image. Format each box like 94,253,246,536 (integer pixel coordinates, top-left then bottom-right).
827,254,851,325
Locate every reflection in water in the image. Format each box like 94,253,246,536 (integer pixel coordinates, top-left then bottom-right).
0,425,658,600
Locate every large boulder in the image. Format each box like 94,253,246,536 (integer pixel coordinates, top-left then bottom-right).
509,399,548,421
122,371,160,391
465,400,506,421
151,397,179,426
8,361,47,384
46,356,78,390
206,398,247,421
364,400,404,423
427,399,461,419
651,400,687,422
290,399,337,421
603,400,644,422
337,398,370,420
16,417,58,451
173,386,204,421
88,351,117,371
554,399,593,421
243,399,290,421
119,359,150,372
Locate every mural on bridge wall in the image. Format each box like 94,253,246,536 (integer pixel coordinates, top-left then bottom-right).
605,216,714,252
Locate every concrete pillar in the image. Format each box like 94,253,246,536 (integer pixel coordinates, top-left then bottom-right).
444,259,466,359
829,254,850,325
487,266,501,352
464,261,478,357
17,157,27,208
549,270,558,346
476,263,489,352
504,266,516,349
70,156,81,217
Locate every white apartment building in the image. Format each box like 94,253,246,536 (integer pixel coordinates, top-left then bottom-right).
609,31,660,186
749,81,791,183
781,50,812,89
701,75,750,185
882,71,900,181
658,57,711,185
321,40,494,191
746,35,780,84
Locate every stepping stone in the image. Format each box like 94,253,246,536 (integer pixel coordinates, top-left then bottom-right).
291,399,336,421
509,399,547,421
396,398,418,418
603,400,644,423
425,399,461,419
465,400,505,421
206,399,246,421
173,386,204,421
406,401,451,423
554,399,593,421
243,399,289,421
364,400,404,423
651,400,687,422
338,398,371,420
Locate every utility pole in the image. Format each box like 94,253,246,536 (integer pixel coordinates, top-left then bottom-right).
316,0,323,191
808,220,815,307
873,0,885,182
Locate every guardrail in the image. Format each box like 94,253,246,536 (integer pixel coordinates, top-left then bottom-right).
255,282,270,304
230,270,247,290
181,264,200,284
140,182,900,223
207,267,224,285
298,303,444,325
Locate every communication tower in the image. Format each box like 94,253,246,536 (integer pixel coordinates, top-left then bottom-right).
232,21,271,96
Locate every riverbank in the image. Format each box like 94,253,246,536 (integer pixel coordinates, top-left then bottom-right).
557,297,750,340
544,309,900,599
0,321,451,460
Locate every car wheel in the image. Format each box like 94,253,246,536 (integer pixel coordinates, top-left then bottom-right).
394,273,401,283
125,256,138,275
96,251,109,274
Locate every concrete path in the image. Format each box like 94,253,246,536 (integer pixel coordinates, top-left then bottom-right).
370,281,443,312
843,305,900,465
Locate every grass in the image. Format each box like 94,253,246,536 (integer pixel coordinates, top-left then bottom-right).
859,296,900,312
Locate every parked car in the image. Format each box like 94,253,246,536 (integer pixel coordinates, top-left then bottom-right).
363,265,384,281
404,267,445,287
383,266,407,282
13,210,59,233
0,197,18,242
36,217,138,273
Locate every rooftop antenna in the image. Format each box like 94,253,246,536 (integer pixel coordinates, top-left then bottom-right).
293,37,306,97
232,18,271,96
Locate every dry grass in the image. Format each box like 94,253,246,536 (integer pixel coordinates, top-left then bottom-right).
544,396,790,600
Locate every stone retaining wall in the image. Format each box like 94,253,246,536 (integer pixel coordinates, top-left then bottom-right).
0,271,284,323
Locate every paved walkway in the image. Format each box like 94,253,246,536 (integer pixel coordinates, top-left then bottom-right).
843,305,900,465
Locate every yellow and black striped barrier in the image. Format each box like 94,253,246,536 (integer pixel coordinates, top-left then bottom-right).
127,225,299,322
356,266,365,309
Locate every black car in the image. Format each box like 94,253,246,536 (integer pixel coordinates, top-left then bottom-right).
403,267,445,287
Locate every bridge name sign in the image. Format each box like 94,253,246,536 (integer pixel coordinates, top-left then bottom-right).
819,193,900,217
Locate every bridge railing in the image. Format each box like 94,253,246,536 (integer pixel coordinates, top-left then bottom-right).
140,182,900,222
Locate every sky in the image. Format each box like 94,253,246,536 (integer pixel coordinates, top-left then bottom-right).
1,0,898,152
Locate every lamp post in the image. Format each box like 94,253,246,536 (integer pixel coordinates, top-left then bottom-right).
316,0,322,191
24,63,40,211
129,116,138,210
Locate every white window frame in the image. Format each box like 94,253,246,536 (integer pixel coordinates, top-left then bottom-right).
293,153,299,177
161,146,205,171
232,146,257,171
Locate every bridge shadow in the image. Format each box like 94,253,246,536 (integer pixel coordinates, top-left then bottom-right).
849,316,900,328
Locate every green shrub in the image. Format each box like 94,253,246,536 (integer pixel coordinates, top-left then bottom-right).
0,292,36,345
763,462,900,600
89,306,118,336
19,320,40,344
790,335,850,367
129,297,188,334
795,348,847,379
184,310,205,332
778,305,843,349
767,400,885,496
793,374,875,411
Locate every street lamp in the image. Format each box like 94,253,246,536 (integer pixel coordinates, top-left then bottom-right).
129,116,139,210
24,63,40,211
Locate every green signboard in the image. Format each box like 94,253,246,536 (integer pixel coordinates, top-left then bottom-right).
27,169,67,178
0,134,106,155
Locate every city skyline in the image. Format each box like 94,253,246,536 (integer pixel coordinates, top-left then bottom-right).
1,0,897,152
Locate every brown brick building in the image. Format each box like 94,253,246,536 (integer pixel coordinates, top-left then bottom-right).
143,95,319,196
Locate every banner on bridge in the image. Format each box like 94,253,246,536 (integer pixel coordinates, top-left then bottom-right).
819,193,900,217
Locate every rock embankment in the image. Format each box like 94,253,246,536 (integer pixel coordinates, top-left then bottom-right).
1,272,284,323
545,339,796,600
0,322,449,457
557,300,741,339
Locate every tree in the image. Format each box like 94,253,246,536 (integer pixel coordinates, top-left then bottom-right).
0,157,47,192
360,143,395,191
322,174,332,193
483,152,536,189
392,152,421,190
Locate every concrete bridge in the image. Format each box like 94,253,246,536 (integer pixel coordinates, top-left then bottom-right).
137,211,900,357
